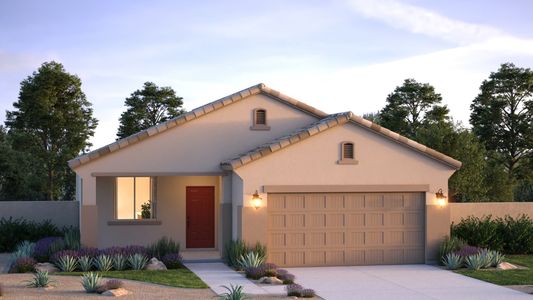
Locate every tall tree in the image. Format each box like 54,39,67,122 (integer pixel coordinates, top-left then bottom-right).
5,61,98,200
0,126,44,200
117,82,184,138
377,79,488,202
379,79,449,139
416,123,489,202
470,63,533,194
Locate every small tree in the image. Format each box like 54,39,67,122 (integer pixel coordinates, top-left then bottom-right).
5,61,97,200
379,78,449,139
117,82,184,138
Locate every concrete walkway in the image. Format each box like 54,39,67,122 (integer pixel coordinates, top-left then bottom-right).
287,264,531,300
0,253,11,273
185,262,285,296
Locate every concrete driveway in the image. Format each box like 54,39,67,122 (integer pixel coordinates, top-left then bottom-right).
286,265,530,300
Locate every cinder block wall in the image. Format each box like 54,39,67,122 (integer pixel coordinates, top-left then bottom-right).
0,201,79,228
450,202,533,224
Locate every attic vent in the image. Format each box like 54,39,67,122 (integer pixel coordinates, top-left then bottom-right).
338,141,358,165
255,109,266,125
343,142,354,159
250,108,270,131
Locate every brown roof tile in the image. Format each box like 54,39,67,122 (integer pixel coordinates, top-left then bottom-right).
69,83,461,170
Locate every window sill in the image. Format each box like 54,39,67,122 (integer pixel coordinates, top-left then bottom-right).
337,159,359,165
250,125,271,131
107,220,162,226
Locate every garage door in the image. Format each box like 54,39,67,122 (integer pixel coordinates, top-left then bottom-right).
267,192,425,266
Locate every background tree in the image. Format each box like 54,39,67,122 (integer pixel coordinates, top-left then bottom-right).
5,61,98,200
379,78,449,139
470,63,533,200
117,82,184,138
375,79,488,202
0,126,43,200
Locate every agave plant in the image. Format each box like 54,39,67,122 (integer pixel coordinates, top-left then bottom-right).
490,250,505,267
94,254,114,271
128,253,149,270
25,271,56,288
113,254,128,271
56,255,79,272
464,254,484,270
81,272,102,293
10,241,35,263
78,256,93,272
218,284,247,300
238,252,265,269
442,253,463,270
478,249,494,269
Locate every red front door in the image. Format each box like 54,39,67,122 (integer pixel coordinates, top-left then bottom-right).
186,186,215,248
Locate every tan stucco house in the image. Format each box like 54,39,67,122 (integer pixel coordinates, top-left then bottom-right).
69,83,461,267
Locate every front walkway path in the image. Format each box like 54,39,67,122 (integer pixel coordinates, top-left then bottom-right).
287,264,530,300
185,262,285,296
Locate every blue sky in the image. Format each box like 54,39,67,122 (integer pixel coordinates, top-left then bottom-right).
1,0,533,148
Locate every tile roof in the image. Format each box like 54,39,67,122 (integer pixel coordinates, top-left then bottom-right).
68,83,328,169
220,112,463,170
69,83,462,170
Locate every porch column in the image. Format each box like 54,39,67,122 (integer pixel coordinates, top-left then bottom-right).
80,174,98,247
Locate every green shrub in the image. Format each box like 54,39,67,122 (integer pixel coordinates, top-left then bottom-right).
451,216,504,251
225,240,267,270
500,215,533,254
0,217,62,252
81,272,102,293
147,236,180,259
63,227,81,250
218,284,246,300
225,240,247,268
442,253,463,270
437,236,465,264
25,271,55,288
452,214,533,254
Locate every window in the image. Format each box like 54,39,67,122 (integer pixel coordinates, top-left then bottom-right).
250,108,271,130
338,142,358,164
116,177,155,220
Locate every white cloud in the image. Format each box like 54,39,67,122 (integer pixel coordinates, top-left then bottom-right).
346,0,505,44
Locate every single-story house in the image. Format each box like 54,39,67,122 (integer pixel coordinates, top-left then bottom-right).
69,83,461,267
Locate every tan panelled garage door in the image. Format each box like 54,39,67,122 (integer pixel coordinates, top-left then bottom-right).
267,192,425,267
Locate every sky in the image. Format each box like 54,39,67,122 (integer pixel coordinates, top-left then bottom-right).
1,0,533,149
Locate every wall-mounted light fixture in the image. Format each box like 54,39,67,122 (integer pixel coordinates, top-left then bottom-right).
436,188,447,207
251,190,262,209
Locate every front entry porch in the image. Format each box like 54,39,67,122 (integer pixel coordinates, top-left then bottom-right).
80,173,232,256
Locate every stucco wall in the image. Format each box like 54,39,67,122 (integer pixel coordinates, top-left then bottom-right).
94,176,221,249
235,122,456,263
0,201,79,228
74,93,318,183
450,202,533,224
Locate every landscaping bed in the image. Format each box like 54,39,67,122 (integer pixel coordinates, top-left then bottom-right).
0,273,214,299
56,269,208,289
455,255,533,286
